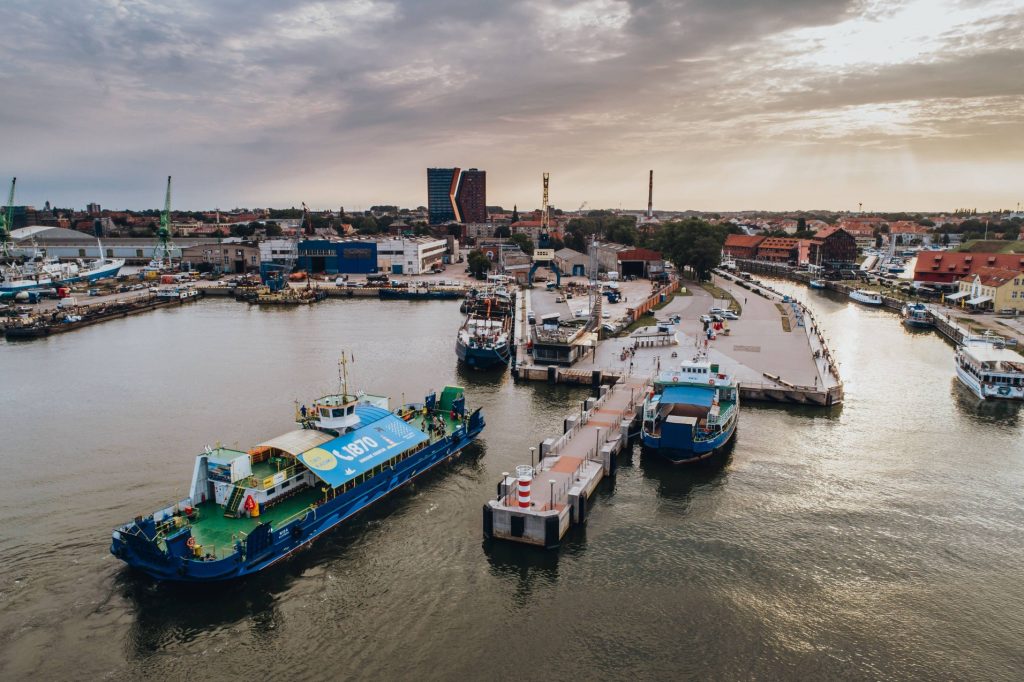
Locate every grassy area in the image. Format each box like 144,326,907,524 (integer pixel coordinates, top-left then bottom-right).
956,240,1024,253
701,282,742,316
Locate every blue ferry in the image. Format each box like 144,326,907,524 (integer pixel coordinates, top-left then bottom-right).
111,360,484,582
640,355,739,463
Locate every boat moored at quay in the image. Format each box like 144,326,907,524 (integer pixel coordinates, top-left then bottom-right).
641,355,739,463
955,340,1024,400
456,286,516,369
849,289,883,306
110,359,485,582
901,302,935,329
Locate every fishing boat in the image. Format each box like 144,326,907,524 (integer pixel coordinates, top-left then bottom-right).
901,302,934,329
849,289,883,306
809,279,826,289
955,339,1024,400
456,286,515,369
640,355,738,463
110,356,486,582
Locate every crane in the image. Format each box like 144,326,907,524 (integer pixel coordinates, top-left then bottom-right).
151,176,176,269
302,202,313,236
0,177,15,258
541,172,550,230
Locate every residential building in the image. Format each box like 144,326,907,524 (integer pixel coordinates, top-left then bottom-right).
948,267,1024,312
913,251,1024,284
723,234,765,259
456,168,487,224
427,167,460,225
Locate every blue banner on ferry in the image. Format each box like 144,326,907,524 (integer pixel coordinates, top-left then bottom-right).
297,414,428,488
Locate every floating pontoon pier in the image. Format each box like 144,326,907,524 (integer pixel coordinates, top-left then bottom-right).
482,375,648,548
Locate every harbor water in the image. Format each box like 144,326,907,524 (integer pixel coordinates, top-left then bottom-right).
1,289,1022,680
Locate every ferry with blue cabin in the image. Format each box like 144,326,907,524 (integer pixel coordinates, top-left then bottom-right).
111,359,485,582
641,356,739,463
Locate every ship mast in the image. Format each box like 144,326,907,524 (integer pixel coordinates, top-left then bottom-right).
0,177,15,259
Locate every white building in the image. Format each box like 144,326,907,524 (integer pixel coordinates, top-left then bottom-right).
375,237,448,275
259,238,298,267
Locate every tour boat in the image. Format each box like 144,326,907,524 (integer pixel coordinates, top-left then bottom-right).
955,339,1024,400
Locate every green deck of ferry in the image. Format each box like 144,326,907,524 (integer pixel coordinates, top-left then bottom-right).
185,410,463,555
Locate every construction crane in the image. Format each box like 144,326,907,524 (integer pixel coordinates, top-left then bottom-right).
151,175,175,269
0,177,15,258
302,202,313,236
541,172,550,230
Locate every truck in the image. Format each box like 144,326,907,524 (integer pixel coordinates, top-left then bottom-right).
57,296,78,309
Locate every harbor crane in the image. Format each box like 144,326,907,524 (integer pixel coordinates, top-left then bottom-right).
0,177,15,258
151,176,176,269
541,172,550,230
302,202,313,236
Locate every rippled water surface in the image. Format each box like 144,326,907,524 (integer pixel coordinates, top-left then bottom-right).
1,287,1022,680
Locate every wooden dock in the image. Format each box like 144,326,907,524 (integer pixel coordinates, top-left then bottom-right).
482,375,648,548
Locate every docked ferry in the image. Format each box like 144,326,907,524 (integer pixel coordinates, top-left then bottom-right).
901,302,934,329
456,286,515,369
955,339,1024,400
849,289,883,306
110,361,485,582
641,356,739,463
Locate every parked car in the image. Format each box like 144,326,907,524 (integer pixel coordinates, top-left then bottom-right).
709,307,727,315
699,314,713,323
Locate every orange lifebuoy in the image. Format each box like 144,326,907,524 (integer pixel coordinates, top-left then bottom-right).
708,379,714,385
186,537,196,549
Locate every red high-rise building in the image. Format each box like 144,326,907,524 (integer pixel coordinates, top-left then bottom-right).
456,168,487,224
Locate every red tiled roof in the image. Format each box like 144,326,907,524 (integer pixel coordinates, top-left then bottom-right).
958,266,1022,288
916,251,1024,277
758,237,799,249
723,234,765,248
616,247,663,261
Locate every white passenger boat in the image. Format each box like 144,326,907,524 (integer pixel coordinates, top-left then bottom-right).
849,289,883,306
955,340,1024,400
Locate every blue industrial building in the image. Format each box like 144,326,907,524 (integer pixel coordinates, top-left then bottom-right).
297,240,378,274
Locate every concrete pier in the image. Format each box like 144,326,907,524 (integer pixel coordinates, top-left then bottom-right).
514,273,843,406
482,375,648,548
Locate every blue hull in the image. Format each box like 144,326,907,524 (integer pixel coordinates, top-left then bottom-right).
58,261,123,285
641,421,736,464
111,411,484,582
456,340,510,369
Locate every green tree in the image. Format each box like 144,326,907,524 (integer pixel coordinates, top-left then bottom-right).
494,225,511,238
941,232,951,246
265,221,283,237
653,218,727,281
232,222,257,238
467,249,491,278
509,233,534,254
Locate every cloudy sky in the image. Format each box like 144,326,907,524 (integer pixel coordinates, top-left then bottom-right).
2,0,1022,211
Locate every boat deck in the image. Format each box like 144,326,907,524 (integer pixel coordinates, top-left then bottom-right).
188,488,322,556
